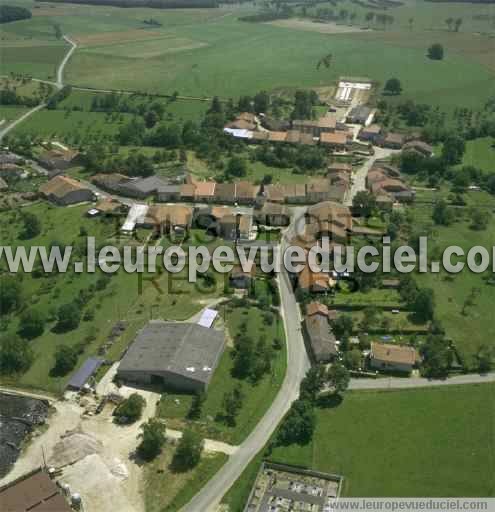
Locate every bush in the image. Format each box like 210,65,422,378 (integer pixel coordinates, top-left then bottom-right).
18,309,45,339
114,393,146,424
427,43,444,60
55,302,81,332
137,418,166,461
172,429,204,471
0,335,33,375
52,345,78,376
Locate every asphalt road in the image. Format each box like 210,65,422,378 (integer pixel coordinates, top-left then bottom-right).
180,238,311,512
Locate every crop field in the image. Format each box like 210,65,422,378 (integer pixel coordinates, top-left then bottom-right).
223,384,495,509
0,1,492,115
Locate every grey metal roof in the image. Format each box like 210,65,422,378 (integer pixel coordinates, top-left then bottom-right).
118,321,225,384
67,357,104,390
120,176,169,194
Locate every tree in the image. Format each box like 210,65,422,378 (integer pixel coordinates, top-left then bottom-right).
413,288,435,322
276,399,315,446
0,276,22,314
470,208,489,231
441,135,465,165
421,335,452,378
55,302,81,332
427,43,444,61
18,309,45,339
225,156,247,178
187,392,206,420
0,335,33,375
253,91,270,113
332,315,354,340
299,366,325,403
383,78,402,96
114,393,146,424
445,17,454,31
344,349,362,371
360,307,380,330
138,418,166,461
327,363,350,395
221,385,244,426
408,17,414,31
353,191,376,218
476,345,493,374
173,429,204,471
20,212,41,239
432,200,454,226
52,345,78,376
398,274,418,305
454,17,462,32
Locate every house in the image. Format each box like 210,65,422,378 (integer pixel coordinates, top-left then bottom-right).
251,131,270,143
141,204,193,234
235,181,260,205
382,132,404,149
118,176,169,199
157,184,181,202
305,201,353,244
306,301,329,318
0,163,23,178
346,105,375,125
319,132,348,151
218,213,253,240
40,175,94,205
91,173,130,194
268,131,287,144
180,183,196,202
369,341,418,374
194,181,216,202
214,182,236,204
285,130,315,145
194,205,232,229
37,147,79,172
0,468,72,512
283,183,307,204
306,178,332,204
117,321,225,392
264,184,286,203
93,198,126,216
225,112,257,131
367,167,415,204
229,262,256,289
327,162,352,176
358,124,382,144
403,140,434,157
298,265,333,293
292,115,337,137
304,313,337,363
254,201,290,226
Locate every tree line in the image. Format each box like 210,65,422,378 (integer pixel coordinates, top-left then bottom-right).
0,5,31,24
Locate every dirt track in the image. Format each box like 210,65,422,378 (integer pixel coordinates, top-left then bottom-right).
267,18,371,35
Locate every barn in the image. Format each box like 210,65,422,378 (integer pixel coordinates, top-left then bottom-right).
117,321,225,393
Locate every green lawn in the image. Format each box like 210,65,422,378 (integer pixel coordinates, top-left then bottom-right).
144,446,227,512
223,384,495,510
158,303,287,444
456,137,495,174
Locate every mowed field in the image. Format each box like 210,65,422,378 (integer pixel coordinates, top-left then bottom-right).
224,384,495,510
0,0,493,113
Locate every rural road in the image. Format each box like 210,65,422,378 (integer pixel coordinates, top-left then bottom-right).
56,35,77,89
344,147,398,206
180,236,311,512
349,371,495,390
0,103,46,142
0,35,76,142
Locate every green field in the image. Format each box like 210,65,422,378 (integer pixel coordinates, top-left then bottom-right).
0,1,493,115
456,137,495,174
224,384,495,510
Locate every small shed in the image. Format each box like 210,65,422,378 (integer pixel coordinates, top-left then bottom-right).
66,357,104,390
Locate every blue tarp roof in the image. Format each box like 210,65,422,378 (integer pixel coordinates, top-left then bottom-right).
67,357,104,390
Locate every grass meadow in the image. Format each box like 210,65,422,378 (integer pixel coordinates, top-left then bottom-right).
0,1,493,115
0,202,224,394
223,384,495,510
